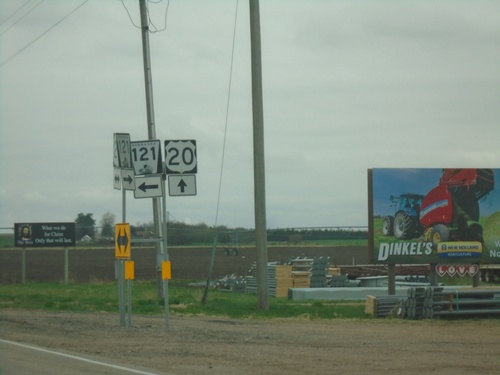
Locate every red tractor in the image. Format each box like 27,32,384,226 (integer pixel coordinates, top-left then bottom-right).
382,169,494,247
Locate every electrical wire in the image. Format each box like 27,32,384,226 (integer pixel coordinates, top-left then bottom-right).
213,0,240,228
121,0,169,33
0,0,89,67
120,0,140,29
202,0,240,304
146,0,169,33
0,0,44,37
0,0,34,28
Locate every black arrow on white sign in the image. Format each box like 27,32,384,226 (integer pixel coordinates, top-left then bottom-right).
138,181,159,193
123,175,133,184
177,179,187,193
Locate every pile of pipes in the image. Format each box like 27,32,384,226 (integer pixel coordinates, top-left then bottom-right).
213,274,246,293
398,287,500,319
365,295,406,317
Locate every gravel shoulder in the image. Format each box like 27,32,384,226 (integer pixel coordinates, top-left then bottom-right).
1,309,500,375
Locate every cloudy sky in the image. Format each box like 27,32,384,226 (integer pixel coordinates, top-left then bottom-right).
1,0,499,231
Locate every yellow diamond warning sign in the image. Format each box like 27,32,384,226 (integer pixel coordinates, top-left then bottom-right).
115,223,131,259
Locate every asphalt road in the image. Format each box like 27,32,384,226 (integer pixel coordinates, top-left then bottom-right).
0,339,171,375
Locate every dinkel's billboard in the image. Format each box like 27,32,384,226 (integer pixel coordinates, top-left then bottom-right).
369,169,500,264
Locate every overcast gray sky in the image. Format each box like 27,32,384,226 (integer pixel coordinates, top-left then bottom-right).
1,0,499,230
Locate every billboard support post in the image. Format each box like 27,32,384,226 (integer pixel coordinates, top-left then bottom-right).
429,263,438,286
473,265,481,287
21,248,26,284
64,247,69,284
388,265,395,295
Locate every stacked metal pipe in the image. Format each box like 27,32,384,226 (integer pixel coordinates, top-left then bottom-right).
397,287,500,319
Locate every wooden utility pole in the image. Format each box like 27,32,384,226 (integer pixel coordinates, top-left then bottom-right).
249,0,269,310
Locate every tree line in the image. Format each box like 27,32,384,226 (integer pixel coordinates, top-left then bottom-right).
75,212,368,246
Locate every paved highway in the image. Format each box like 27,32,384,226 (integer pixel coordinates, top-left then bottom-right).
0,339,170,375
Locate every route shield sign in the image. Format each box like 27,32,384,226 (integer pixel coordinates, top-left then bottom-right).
115,223,131,259
131,140,163,175
164,140,197,174
115,133,132,169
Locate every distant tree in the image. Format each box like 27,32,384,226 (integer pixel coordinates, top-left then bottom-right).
75,213,96,240
289,234,302,245
100,212,116,238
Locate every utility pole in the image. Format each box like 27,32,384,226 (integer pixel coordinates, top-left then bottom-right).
249,0,269,310
139,0,164,296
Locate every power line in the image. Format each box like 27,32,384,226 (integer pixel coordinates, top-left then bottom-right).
147,0,169,33
0,0,45,37
121,0,170,33
120,0,141,29
0,0,89,67
213,0,240,228
0,0,34,28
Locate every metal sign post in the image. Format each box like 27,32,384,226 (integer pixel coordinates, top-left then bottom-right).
117,260,125,327
125,260,135,327
161,175,170,328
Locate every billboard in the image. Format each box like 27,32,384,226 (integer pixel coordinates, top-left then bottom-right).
14,222,76,248
369,168,500,264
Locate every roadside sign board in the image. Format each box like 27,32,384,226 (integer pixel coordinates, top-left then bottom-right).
164,140,197,174
162,261,172,280
115,223,131,259
125,260,135,280
113,167,121,190
131,140,163,175
435,264,479,277
15,222,76,248
115,133,132,169
113,134,120,169
168,174,197,196
134,174,163,198
121,168,135,190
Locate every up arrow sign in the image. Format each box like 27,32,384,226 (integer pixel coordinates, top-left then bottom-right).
177,178,187,193
168,175,196,196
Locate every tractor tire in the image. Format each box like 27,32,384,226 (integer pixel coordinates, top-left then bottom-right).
430,224,449,248
466,223,483,242
393,212,416,239
382,216,394,236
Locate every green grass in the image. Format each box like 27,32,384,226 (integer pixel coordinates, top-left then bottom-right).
0,234,14,248
0,281,369,320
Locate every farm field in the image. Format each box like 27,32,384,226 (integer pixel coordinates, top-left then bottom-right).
0,245,369,283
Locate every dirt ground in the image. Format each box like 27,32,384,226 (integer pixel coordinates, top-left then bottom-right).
0,246,370,283
1,309,500,375
2,247,499,374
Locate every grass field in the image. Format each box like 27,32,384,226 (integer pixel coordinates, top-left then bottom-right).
0,234,13,248
0,281,369,320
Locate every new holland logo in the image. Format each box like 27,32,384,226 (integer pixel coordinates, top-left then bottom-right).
437,242,482,258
